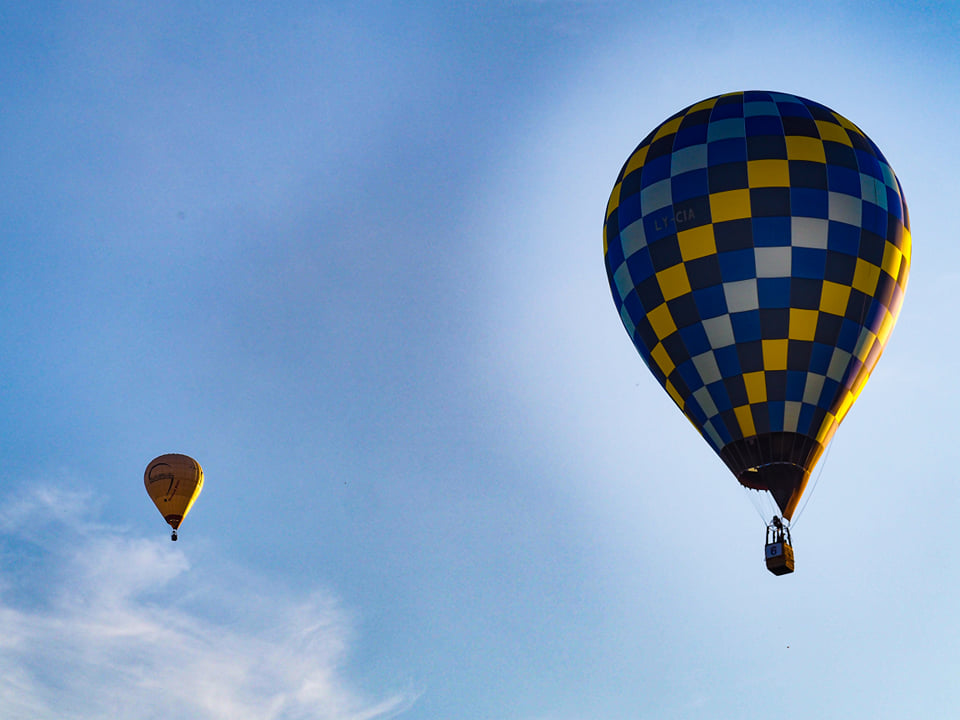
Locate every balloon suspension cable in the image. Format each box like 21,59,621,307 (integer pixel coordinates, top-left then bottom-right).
743,485,779,527
790,439,835,528
171,529,178,542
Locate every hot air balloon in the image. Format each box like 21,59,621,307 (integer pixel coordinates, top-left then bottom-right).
603,91,910,574
144,454,204,541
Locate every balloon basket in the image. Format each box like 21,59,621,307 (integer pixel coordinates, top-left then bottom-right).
764,517,794,575
765,540,794,575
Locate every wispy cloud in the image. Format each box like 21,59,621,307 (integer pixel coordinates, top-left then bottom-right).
0,485,416,720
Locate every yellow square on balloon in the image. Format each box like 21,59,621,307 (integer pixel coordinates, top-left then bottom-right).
762,339,788,370
743,371,767,404
656,264,691,301
852,258,881,296
820,281,851,316
646,303,677,339
788,308,819,341
747,160,790,187
678,225,716,261
785,136,826,163
709,189,751,223
815,120,851,145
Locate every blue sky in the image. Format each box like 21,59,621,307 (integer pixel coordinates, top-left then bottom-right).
2,1,959,718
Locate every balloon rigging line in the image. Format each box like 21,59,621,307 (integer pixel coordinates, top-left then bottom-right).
746,486,769,525
790,438,834,528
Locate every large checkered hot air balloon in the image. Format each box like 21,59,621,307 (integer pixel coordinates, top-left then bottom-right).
603,91,910,573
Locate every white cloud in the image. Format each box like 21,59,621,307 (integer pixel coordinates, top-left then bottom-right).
0,486,416,720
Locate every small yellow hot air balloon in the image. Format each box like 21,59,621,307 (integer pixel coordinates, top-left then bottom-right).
144,454,204,541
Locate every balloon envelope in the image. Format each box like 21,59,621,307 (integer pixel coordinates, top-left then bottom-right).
144,454,204,530
603,91,910,519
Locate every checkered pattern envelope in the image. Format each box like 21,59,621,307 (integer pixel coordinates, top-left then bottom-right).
603,91,910,519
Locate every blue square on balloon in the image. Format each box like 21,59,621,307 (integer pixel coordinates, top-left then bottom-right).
827,165,861,196
777,100,809,118
674,124,708,149
692,285,727,318
791,188,828,219
707,380,733,413
745,115,782,136
861,202,887,237
792,247,827,279
622,291,644,323
677,360,705,392
749,403,769,434
837,318,860,352
710,98,744,120
818,377,840,409
731,310,762,342
642,154,672,185
743,92,776,109
752,217,791,246
679,323,711,357
672,169,709,202
708,138,748,165
714,345,742,377
686,398,708,424
711,419,732,445
797,403,816,433
855,149,882,179
757,278,791,307
828,221,860,255
626,246,654,283
810,342,833,374
618,193,642,228
606,236,624,270
718,248,756,281
766,401,785,432
785,371,807,401
885,187,903,221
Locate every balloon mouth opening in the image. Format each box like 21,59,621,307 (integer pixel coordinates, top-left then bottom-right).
737,462,803,491
736,463,808,521
719,432,824,519
164,515,183,529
